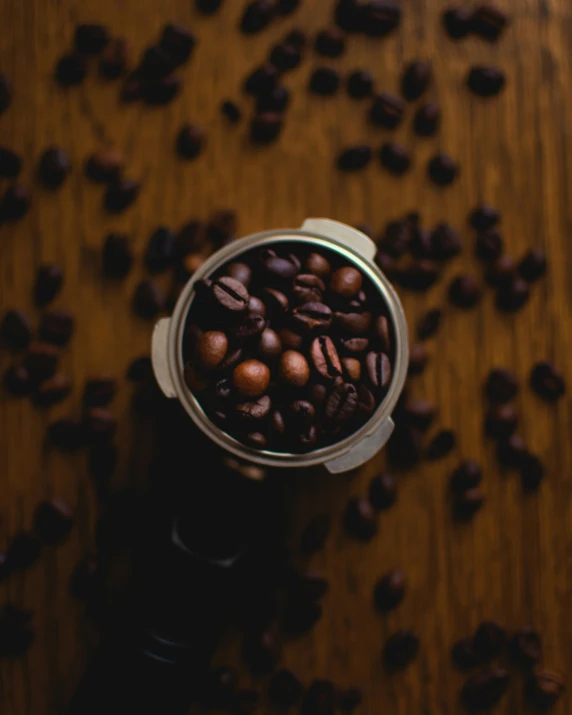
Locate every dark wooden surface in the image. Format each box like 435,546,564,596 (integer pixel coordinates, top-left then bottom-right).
1,0,571,713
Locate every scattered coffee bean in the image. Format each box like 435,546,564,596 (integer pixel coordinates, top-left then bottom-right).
208,209,237,247
452,639,479,670
47,417,85,451
450,461,482,494
55,53,87,87
202,667,238,709
300,513,331,555
495,276,530,312
473,621,506,661
370,92,405,128
0,147,22,178
250,113,283,144
426,429,456,459
343,497,376,540
347,69,373,99
24,342,60,382
337,145,372,172
315,28,346,58
485,368,518,403
430,222,461,260
99,38,129,79
470,204,500,231
526,668,565,709
74,23,109,54
363,1,401,36
243,629,281,674
484,403,517,439
33,373,72,406
287,570,329,601
428,153,459,185
38,310,74,347
84,147,124,183
455,487,485,518
144,226,176,273
160,23,196,65
102,233,133,279
417,308,442,340
519,248,547,282
388,423,423,469
520,453,544,491
143,74,181,105
475,230,504,263
472,5,508,42
34,499,73,544
132,280,165,319
221,100,242,124
309,67,341,96
461,668,509,711
1,309,32,350
244,65,278,97
34,264,63,307
196,0,224,13
497,433,527,468
467,66,506,96
509,627,542,668
338,688,362,713
401,398,436,432
301,680,335,715
413,102,440,136
85,408,117,442
120,74,144,102
408,342,429,375
374,570,406,611
442,7,473,39
449,274,481,308
401,60,431,101
277,0,299,14
384,629,419,670
270,43,301,72
0,73,12,114
4,364,31,396
175,123,204,159
369,473,397,510
104,178,140,213
240,0,275,34
137,44,177,79
126,356,153,383
379,142,411,175
486,254,516,288
256,86,290,113
530,360,565,401
83,376,117,407
0,184,31,220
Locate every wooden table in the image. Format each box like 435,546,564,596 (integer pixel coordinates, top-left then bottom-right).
1,0,571,713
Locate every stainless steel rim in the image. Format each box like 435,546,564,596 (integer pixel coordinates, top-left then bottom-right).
168,228,409,468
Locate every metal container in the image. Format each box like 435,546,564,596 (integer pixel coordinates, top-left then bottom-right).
152,218,409,474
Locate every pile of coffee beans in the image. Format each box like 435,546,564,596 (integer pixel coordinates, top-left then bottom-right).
182,242,396,453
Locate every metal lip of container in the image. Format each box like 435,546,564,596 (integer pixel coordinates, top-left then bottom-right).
152,219,409,474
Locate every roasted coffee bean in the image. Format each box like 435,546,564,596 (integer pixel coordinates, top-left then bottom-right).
309,67,340,96
310,336,342,380
24,342,60,382
341,357,361,382
472,5,508,41
196,0,224,13
0,147,22,178
401,398,435,432
55,53,87,86
519,248,547,282
102,233,133,279
1,309,32,350
33,374,72,406
408,342,429,375
417,308,442,340
363,1,401,36
137,44,177,79
6,531,41,572
219,347,244,373
401,60,431,101
143,75,182,105
99,38,129,79
257,329,282,359
455,487,485,518
4,365,31,396
250,113,283,144
38,146,71,189
369,473,397,510
340,337,369,355
475,229,504,263
495,276,530,312
413,101,440,136
315,27,346,58
74,23,109,54
38,310,74,347
428,153,459,185
331,267,362,298
384,629,419,670
221,100,242,124
48,417,85,451
283,28,306,50
34,264,63,307
304,252,330,278
450,461,482,494
288,400,316,429
451,639,479,670
212,277,249,312
370,93,405,128
176,124,204,159
208,209,237,247
83,377,117,407
292,274,325,304
301,679,334,715
126,356,153,383
133,280,165,319
442,7,473,39
473,621,506,661
85,408,117,442
120,74,144,101
326,382,357,425
526,668,565,709
334,311,372,335
0,184,30,220
261,288,288,317
243,629,281,674
244,64,278,96
277,0,299,14
431,222,461,260
347,69,374,99
233,360,270,398
225,262,252,287
486,255,516,288
426,429,456,459
356,383,376,419
497,433,528,467
343,497,376,541
374,570,406,611
104,178,140,213
467,66,506,96
240,0,275,34
69,554,100,600
0,73,12,114
269,669,303,708
85,148,124,183
484,403,517,438
449,274,482,308
300,513,330,554
379,142,411,175
520,453,544,491
256,86,290,113
34,499,73,544
144,226,176,273
461,668,509,711
337,145,372,172
470,204,500,231
160,23,196,64
485,368,518,403
509,627,542,668
530,361,565,401
292,302,332,333
365,351,391,393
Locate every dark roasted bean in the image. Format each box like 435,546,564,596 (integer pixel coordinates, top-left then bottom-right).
75,24,109,54
347,69,374,99
102,233,133,279
374,570,406,611
417,308,442,340
449,274,482,308
365,351,391,393
526,668,565,709
256,86,290,113
240,0,275,34
340,337,369,355
301,679,334,715
34,264,63,307
431,222,461,260
176,124,204,159
132,280,165,319
401,60,431,101
0,184,31,220
485,403,517,438
485,368,518,403
33,374,72,406
87,441,117,481
143,75,181,105
160,23,196,64
48,417,85,451
497,433,528,467
470,204,500,231
519,248,547,282
450,461,482,494
326,382,357,426
196,0,224,13
338,688,362,713
408,342,429,375
369,473,397,510
461,668,509,711
250,113,283,144
442,7,473,39
337,145,372,171
99,38,129,79
244,64,278,96
292,302,332,333
208,209,237,247
331,266,362,297
85,408,117,442
4,364,31,396
363,1,401,37
24,342,60,382
467,66,506,96
343,497,376,541
0,147,22,178
476,229,504,262
5,531,41,572
384,629,419,670
83,376,117,407
34,499,73,544
310,336,342,379
126,356,153,383
85,147,124,183
455,487,485,518
69,554,100,600
137,45,177,79
472,5,508,41
1,309,32,350
473,621,506,661
428,152,459,185
452,639,479,670
309,67,340,96
277,0,300,14
379,142,411,175
388,424,422,469
495,276,530,312
221,100,242,124
370,93,405,128
198,330,229,372
509,627,542,668
401,398,436,432
486,254,516,287
243,629,281,674
520,453,544,491
55,53,87,86
38,146,71,189
145,226,176,273
426,429,456,459
293,274,325,303
530,361,565,401
315,28,346,57
38,310,74,347
212,276,249,312
104,178,140,213
413,102,440,136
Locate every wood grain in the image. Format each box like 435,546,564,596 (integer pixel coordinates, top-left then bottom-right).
1,0,571,713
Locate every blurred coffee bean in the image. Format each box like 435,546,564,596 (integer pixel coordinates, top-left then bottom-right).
467,66,506,96
277,0,300,14
476,230,504,262
450,461,482,494
104,178,140,213
99,38,129,79
34,264,63,307
495,276,530,312
208,209,237,246
256,86,290,113
160,23,196,65
126,356,153,383
24,342,60,382
519,248,547,282
509,627,542,668
83,376,117,407
442,7,473,39
374,570,406,611
473,621,507,661
401,60,431,101
244,64,278,96
196,0,224,13
0,147,21,178
33,374,72,406
1,309,32,350
4,365,31,396
88,441,118,481
240,1,275,34
383,629,419,670
485,368,518,403
132,280,165,319
471,5,508,41
221,100,242,124
6,531,41,572
74,23,109,54
497,433,528,468
461,668,509,711
519,453,544,491
454,487,485,518
408,342,429,375
309,67,341,95
55,53,87,87
250,113,283,144
363,1,401,37
176,124,204,159
526,668,565,709
347,70,374,99
0,73,12,114
426,429,456,459
48,418,85,452
0,604,34,657
470,204,500,231
38,147,71,189
243,629,281,674
417,308,442,340
485,403,517,438
38,310,74,347
34,499,73,545
428,153,459,185
370,93,405,128
315,28,346,57
413,102,440,136
338,688,362,713
452,639,479,670
102,233,133,279
401,398,435,432
369,473,397,510
337,145,372,171
85,147,124,183
379,142,411,175
343,498,377,541
70,554,100,600
449,274,482,308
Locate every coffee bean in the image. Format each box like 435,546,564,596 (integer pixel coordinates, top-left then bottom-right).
104,178,140,213
221,100,242,124
85,408,117,442
530,361,565,401
6,531,41,572
509,627,542,668
143,226,176,273
341,357,360,382
4,365,31,396
83,377,117,407
120,74,144,101
292,274,325,304
244,64,278,96
39,310,74,347
208,209,238,247
370,93,405,128
0,184,31,220
455,487,485,518
250,113,283,144
310,336,342,380
304,253,330,279
363,1,401,36
374,570,406,611
331,267,362,298
341,337,369,355
495,276,530,312
467,66,506,96
442,7,473,39
473,621,506,661
143,74,182,105
99,38,129,79
450,461,482,494
261,288,289,318
34,264,62,307
347,69,373,99
337,145,372,172
132,280,165,319
475,229,504,263
526,668,565,709
484,403,517,439
55,53,87,86
408,342,429,375
233,360,270,398
286,569,328,601
196,0,224,13
384,629,419,670
243,629,281,674
24,342,60,382
519,248,546,282
225,263,252,287
240,0,275,34
160,23,196,65
470,204,500,231
485,368,518,403
0,603,34,657
176,123,204,159
0,74,12,114
292,302,332,333
365,351,391,393
413,102,440,136
451,639,479,670
497,433,528,468
102,233,133,279
213,277,249,312
256,86,290,113
39,146,71,189
428,153,459,185
472,5,508,42
277,350,309,388
33,374,72,406
334,311,372,335
126,356,153,383
343,497,376,540
1,309,32,350
486,254,516,287
520,453,544,491
315,28,346,58
449,274,482,308
137,44,177,79
401,60,431,101
426,429,456,459
430,222,462,260
461,668,509,711
338,688,362,713
326,382,358,426
256,329,282,360
417,308,442,340
85,147,124,183
269,669,303,708
33,499,73,545
369,473,397,510
355,383,375,419
74,23,109,54
0,147,22,178
388,423,423,469
401,398,436,432
379,142,411,175
301,679,335,715
277,0,299,14
48,417,85,451
309,67,341,96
